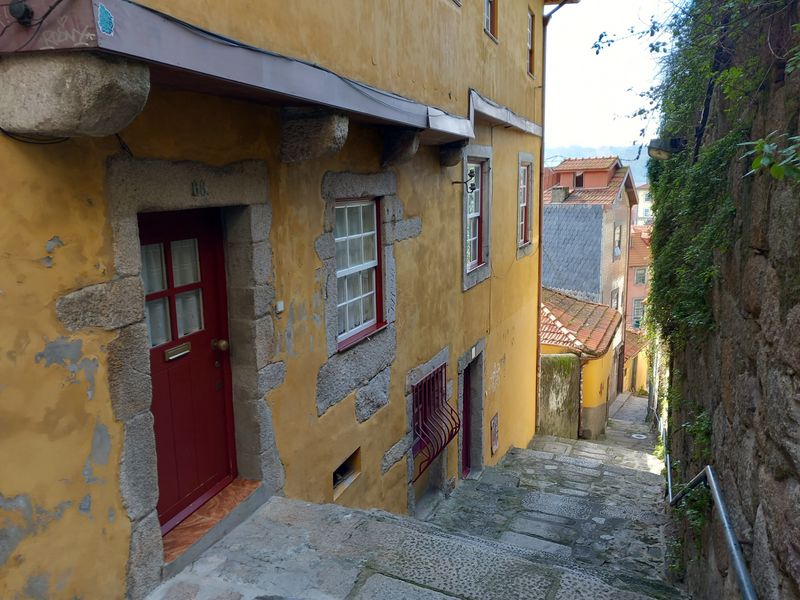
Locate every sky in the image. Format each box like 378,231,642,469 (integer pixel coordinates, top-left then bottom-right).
544,0,674,151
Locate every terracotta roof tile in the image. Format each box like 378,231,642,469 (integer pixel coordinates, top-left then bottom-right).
543,167,630,206
540,288,622,357
625,328,646,361
629,225,652,266
553,157,620,172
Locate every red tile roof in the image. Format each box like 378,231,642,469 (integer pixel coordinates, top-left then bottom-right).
540,288,623,357
543,167,631,206
625,328,646,361
629,225,652,267
552,157,620,172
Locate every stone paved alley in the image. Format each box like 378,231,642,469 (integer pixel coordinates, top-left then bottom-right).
147,395,683,600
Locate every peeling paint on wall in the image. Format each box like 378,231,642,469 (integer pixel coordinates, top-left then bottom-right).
78,494,92,516
34,337,98,400
82,421,110,484
23,573,50,600
39,235,65,268
0,494,70,567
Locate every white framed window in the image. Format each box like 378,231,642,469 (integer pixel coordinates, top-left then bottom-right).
484,0,497,38
518,162,532,246
613,224,622,260
335,200,382,345
634,267,647,285
633,298,645,328
466,160,485,271
527,11,534,75
611,288,619,310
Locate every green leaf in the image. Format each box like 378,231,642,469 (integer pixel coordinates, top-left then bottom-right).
770,164,785,180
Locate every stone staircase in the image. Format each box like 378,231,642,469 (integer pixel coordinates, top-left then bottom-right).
148,493,682,600
147,422,685,599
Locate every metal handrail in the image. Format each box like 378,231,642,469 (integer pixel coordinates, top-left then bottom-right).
655,413,758,600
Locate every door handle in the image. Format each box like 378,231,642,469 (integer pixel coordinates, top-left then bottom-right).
212,339,230,352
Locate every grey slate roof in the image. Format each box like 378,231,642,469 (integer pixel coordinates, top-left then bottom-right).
542,204,603,302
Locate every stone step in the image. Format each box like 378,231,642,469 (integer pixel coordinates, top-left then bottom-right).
147,496,685,600
529,434,665,476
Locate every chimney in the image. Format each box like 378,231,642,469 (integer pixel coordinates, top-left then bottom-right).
550,186,570,203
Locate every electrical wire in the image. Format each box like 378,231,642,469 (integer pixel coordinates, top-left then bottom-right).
13,0,69,51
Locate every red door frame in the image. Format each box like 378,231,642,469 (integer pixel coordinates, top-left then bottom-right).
462,364,472,478
139,208,237,535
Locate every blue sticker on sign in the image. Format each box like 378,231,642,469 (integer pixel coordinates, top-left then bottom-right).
97,3,114,36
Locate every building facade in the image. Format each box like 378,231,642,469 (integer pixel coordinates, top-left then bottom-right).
626,225,652,330
540,288,623,439
0,1,558,598
542,157,638,314
634,184,653,225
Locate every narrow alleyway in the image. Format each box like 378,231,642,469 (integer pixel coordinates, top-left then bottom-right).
428,393,677,598
146,395,681,600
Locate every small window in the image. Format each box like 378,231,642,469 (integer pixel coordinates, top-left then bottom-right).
634,267,647,285
575,172,584,188
484,0,497,39
466,160,486,270
613,224,622,260
527,11,534,75
335,200,383,348
632,298,645,328
611,288,620,310
333,448,361,500
518,162,532,246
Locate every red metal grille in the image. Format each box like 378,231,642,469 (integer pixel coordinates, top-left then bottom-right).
412,363,460,481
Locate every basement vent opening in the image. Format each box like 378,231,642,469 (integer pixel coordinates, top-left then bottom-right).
333,447,361,499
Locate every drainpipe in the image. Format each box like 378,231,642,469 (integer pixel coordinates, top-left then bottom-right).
536,4,563,430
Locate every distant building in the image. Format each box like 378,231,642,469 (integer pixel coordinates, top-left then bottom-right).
623,328,649,394
634,184,652,225
542,156,638,312
540,288,623,439
626,225,652,330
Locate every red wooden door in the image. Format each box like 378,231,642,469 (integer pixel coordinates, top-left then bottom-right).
462,365,472,478
139,208,236,534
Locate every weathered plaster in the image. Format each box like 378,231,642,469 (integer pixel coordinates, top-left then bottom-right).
34,337,98,401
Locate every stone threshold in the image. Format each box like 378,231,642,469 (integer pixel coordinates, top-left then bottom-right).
161,478,270,580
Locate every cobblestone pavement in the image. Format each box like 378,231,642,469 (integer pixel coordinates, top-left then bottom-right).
428,394,675,595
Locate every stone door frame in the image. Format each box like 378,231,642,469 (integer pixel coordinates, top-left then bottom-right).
457,339,486,478
56,156,285,599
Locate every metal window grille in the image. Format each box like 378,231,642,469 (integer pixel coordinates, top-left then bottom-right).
412,363,460,481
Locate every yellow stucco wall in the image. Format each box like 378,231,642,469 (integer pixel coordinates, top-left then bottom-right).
540,343,617,410
624,348,649,393
582,345,617,410
137,0,545,124
0,2,546,597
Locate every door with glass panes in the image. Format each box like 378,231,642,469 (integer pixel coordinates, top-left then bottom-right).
139,208,235,534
